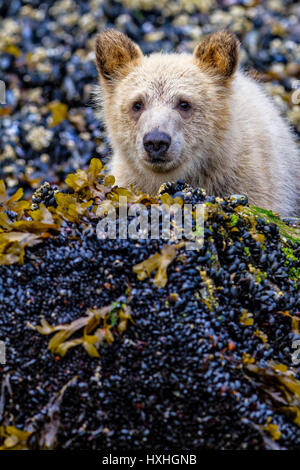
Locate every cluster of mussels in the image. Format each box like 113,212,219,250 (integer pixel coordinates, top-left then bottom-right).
0,164,299,450
31,182,58,209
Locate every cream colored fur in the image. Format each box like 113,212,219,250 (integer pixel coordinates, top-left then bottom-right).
95,32,300,216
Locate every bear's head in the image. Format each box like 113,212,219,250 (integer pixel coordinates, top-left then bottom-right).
95,29,239,186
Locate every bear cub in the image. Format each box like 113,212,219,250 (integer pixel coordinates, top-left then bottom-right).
95,29,299,216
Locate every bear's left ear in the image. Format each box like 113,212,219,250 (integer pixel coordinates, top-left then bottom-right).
193,31,239,82
95,29,142,83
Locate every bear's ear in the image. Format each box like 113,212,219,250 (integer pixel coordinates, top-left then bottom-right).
95,29,142,83
193,31,239,81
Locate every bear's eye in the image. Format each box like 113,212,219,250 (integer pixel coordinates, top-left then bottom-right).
178,101,191,111
132,101,143,112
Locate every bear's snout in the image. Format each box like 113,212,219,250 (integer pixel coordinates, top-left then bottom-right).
143,129,171,160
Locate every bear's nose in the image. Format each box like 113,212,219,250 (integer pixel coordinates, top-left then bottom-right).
143,130,171,159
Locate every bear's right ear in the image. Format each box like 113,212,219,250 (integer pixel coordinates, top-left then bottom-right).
95,29,142,83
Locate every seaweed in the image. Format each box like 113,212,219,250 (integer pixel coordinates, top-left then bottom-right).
246,206,300,243
0,377,77,450
28,301,134,358
0,180,62,264
0,425,32,451
246,363,300,428
133,242,185,288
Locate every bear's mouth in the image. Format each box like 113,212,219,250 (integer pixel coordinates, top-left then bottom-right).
151,157,167,164
142,155,179,173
